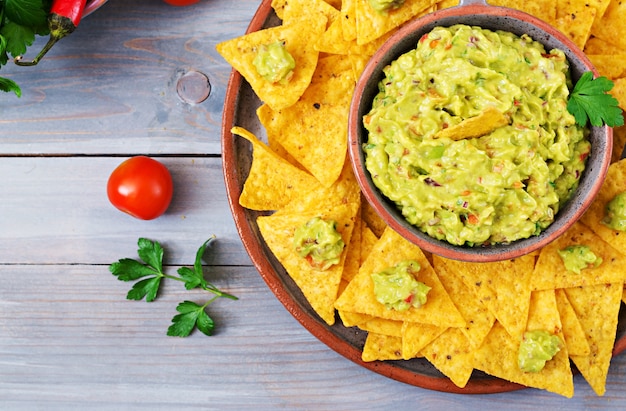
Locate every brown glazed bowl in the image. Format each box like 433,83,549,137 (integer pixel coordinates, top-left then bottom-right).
348,0,613,263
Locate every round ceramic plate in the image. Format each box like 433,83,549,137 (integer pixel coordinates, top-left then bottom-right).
221,0,626,394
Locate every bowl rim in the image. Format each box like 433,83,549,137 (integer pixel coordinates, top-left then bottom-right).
348,1,614,263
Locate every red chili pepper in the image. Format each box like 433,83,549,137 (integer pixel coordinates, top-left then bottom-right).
14,0,87,66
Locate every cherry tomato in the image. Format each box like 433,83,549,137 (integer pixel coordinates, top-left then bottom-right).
107,156,174,220
162,0,200,6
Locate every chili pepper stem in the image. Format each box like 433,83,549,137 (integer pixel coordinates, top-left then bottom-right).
14,14,77,66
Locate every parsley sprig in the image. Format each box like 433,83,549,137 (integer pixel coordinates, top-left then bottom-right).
567,71,624,128
0,0,52,96
109,237,238,337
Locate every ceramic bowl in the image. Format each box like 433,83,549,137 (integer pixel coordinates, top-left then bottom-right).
348,0,613,263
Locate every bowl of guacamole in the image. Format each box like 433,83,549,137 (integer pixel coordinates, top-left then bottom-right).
348,0,613,262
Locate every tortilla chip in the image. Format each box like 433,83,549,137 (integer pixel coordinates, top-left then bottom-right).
334,228,466,327
362,332,404,362
421,328,476,388
433,255,497,349
282,0,339,27
434,255,534,341
216,10,326,110
401,321,447,359
489,0,557,25
338,310,372,327
358,317,403,337
232,127,322,210
360,223,379,264
555,6,596,50
611,124,626,163
591,0,626,51
342,211,363,285
257,55,354,187
473,322,574,397
587,55,626,79
341,0,357,42
433,107,509,140
580,158,626,254
610,78,626,111
257,200,358,325
355,0,438,45
565,282,623,396
584,35,626,54
531,221,626,290
361,199,387,238
555,288,591,356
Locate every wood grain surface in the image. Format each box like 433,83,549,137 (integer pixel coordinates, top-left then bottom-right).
1,1,626,410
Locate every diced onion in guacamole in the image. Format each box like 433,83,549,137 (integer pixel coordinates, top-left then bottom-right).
370,260,431,311
518,330,562,373
253,41,295,84
293,217,345,271
557,245,603,274
363,24,589,247
603,191,626,231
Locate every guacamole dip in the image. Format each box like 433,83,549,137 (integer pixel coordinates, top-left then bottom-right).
603,191,626,231
557,244,602,274
253,41,295,84
293,217,345,270
363,24,589,246
371,260,431,311
518,330,562,373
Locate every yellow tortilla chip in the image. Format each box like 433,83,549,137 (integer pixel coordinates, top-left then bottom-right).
531,221,626,290
565,282,623,396
473,322,574,397
341,211,363,285
401,321,447,360
334,228,465,327
555,288,591,356
591,0,626,50
216,11,326,110
610,77,626,111
360,224,379,265
584,35,626,54
490,0,557,25
338,310,372,327
341,0,357,42
581,158,626,254
611,124,626,163
358,317,403,337
434,255,535,341
421,328,476,388
257,55,354,187
361,199,387,238
257,200,358,325
355,0,438,45
232,127,321,210
362,332,404,362
587,54,626,79
433,255,496,349
555,5,596,50
433,106,509,140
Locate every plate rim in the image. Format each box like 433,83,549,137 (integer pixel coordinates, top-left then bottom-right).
220,0,626,394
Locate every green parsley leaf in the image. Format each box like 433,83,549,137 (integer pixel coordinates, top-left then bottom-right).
4,0,49,29
567,71,624,128
109,237,237,337
0,21,36,58
0,76,21,97
167,301,215,337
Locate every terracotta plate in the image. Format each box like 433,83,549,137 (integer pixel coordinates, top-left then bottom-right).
221,0,626,394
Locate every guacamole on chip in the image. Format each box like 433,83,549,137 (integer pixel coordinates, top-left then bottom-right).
371,259,431,311
363,24,589,246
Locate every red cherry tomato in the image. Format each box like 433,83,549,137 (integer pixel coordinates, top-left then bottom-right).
107,156,174,220
162,0,200,6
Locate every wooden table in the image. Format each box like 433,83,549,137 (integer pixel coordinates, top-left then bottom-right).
1,1,625,409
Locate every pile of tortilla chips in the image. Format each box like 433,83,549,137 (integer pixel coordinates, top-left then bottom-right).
217,0,626,397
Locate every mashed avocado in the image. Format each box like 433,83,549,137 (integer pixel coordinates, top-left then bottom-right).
518,330,562,373
363,25,589,246
557,245,603,274
603,191,626,231
370,260,431,311
293,217,345,270
369,0,405,12
253,41,295,84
